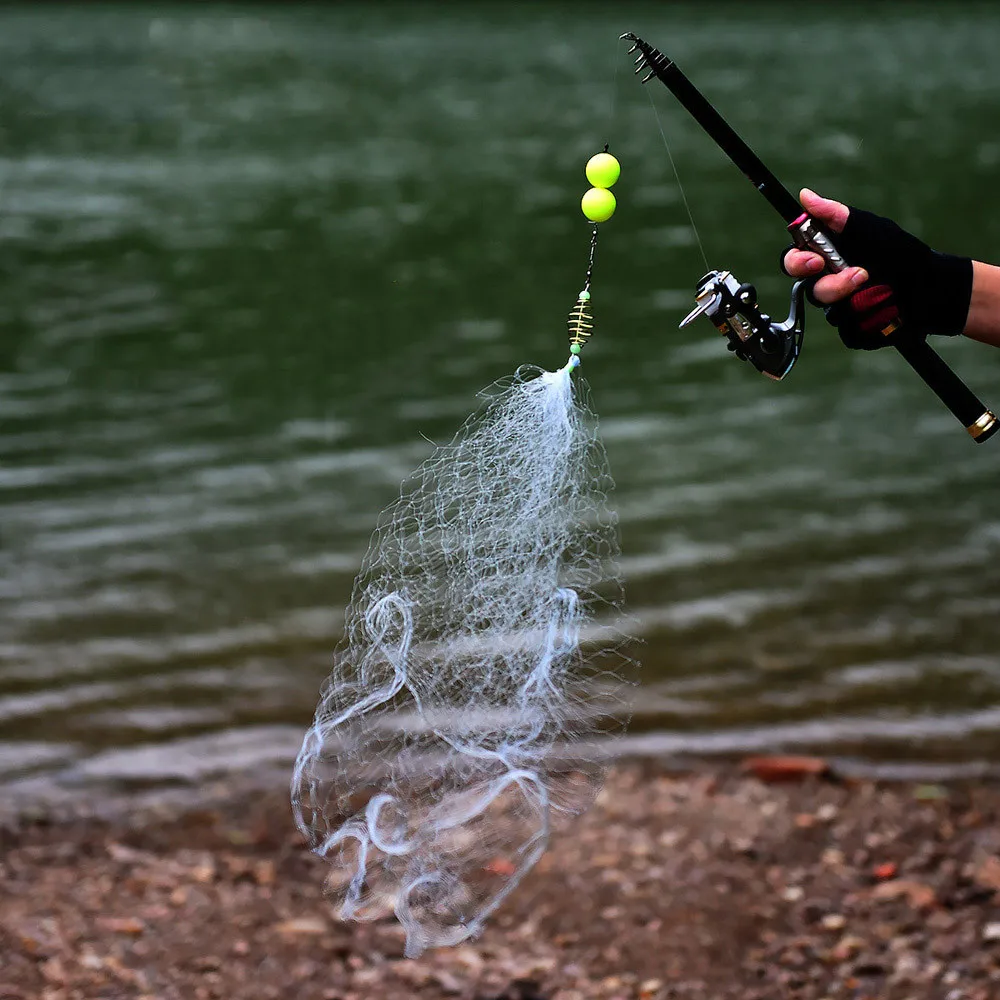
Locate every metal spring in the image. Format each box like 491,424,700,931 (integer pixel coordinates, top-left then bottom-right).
568,297,593,350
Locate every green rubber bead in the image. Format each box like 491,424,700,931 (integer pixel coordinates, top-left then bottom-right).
578,290,591,301
570,344,582,355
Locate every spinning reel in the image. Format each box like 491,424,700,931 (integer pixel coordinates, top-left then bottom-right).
680,271,808,381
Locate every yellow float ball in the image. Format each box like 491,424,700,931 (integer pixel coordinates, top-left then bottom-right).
581,187,616,223
585,152,620,189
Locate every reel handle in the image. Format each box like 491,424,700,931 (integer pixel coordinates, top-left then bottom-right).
789,213,999,442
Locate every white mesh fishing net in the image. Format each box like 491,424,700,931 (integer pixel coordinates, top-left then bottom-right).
291,360,629,957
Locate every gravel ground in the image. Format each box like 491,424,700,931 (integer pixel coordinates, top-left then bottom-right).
4,761,1000,999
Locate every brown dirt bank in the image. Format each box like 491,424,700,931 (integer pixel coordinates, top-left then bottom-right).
3,763,1000,1000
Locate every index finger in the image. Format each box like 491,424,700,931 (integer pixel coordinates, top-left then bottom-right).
783,248,825,278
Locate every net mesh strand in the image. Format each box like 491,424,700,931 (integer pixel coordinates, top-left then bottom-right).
291,362,629,957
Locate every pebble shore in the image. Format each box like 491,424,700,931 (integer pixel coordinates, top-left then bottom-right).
4,762,1000,999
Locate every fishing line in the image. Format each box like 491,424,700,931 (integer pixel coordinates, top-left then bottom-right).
604,28,709,273
646,86,711,275
604,33,625,152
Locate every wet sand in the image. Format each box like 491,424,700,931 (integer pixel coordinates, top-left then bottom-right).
4,762,1000,999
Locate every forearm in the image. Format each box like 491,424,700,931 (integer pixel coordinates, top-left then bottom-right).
964,260,1000,347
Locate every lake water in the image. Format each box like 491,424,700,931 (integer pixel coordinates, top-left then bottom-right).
3,3,1000,804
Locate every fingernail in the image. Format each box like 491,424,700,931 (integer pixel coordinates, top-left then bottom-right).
806,257,824,272
851,268,868,285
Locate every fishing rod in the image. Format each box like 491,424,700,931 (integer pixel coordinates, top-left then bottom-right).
622,32,998,443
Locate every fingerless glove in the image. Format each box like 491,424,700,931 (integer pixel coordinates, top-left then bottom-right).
822,209,973,350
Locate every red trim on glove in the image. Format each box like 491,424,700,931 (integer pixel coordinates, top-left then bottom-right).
850,283,900,335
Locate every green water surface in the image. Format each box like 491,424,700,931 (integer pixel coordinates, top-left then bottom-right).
2,3,1000,797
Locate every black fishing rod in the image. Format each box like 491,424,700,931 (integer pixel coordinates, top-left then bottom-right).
623,32,998,443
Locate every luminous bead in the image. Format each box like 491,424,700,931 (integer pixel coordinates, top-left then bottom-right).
570,344,582,355
586,152,621,189
581,187,616,223
578,290,591,301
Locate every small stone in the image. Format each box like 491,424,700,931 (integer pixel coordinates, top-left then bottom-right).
932,936,958,960
871,878,936,910
352,968,380,987
983,921,1000,942
832,935,866,962
192,864,215,884
913,784,948,800
252,860,275,886
274,917,328,936
974,855,1000,891
97,917,145,935
430,971,463,995
853,955,887,976
927,910,956,931
40,959,67,985
821,914,847,931
782,886,804,902
452,946,484,974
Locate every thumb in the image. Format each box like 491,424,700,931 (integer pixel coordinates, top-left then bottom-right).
799,188,850,234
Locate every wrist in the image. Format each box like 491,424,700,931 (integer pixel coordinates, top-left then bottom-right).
926,252,973,337
964,260,1000,347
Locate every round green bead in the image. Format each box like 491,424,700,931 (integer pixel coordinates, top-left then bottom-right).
581,187,616,223
586,152,621,189
570,344,582,355
578,290,591,301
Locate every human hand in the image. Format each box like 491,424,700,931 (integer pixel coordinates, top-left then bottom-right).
782,188,973,350
781,189,868,303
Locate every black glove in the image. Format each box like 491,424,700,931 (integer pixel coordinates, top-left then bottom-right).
793,209,974,351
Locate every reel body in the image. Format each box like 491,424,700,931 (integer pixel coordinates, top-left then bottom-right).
680,270,807,381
